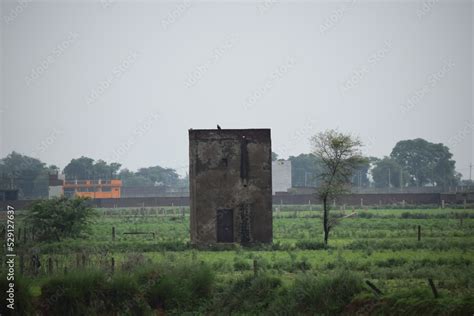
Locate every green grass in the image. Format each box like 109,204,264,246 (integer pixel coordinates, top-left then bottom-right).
6,207,474,314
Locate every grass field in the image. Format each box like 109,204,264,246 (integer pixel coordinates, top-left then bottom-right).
3,206,474,315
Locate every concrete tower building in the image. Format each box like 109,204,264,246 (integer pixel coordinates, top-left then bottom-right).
189,129,272,245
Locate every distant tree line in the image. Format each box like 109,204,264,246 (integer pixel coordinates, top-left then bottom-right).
0,137,469,199
279,138,465,189
0,152,58,199
0,153,186,199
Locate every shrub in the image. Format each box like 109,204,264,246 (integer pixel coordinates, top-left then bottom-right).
137,261,214,312
26,197,97,242
104,274,151,315
290,269,364,315
39,270,107,315
214,274,283,314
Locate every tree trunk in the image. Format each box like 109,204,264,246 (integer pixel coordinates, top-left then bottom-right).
323,196,329,246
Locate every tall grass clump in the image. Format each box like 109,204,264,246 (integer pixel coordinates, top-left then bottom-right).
136,261,215,313
103,273,151,315
289,269,364,315
352,288,474,315
39,270,107,315
213,273,283,314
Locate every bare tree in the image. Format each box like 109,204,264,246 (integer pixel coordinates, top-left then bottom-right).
311,130,366,246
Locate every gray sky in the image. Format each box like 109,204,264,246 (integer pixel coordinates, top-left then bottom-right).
1,0,473,178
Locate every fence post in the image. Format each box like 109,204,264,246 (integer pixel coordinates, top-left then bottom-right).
360,198,364,207
441,200,445,209
365,280,383,296
111,257,115,274
428,279,439,298
418,225,421,241
112,227,116,241
253,259,258,276
463,199,467,209
48,258,53,274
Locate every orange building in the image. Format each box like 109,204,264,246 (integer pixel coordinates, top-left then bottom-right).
63,179,122,199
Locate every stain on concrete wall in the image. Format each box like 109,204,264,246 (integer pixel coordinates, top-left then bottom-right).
189,129,272,245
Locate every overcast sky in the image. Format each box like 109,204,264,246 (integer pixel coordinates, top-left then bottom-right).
1,0,472,178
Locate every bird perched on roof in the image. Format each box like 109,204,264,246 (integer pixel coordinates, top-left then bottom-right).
217,124,222,130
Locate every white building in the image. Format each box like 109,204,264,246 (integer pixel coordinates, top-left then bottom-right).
48,173,65,199
272,160,292,194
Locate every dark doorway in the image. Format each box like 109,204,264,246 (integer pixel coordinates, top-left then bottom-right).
216,208,234,242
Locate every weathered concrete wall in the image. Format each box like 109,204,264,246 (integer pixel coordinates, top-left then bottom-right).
189,129,272,245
